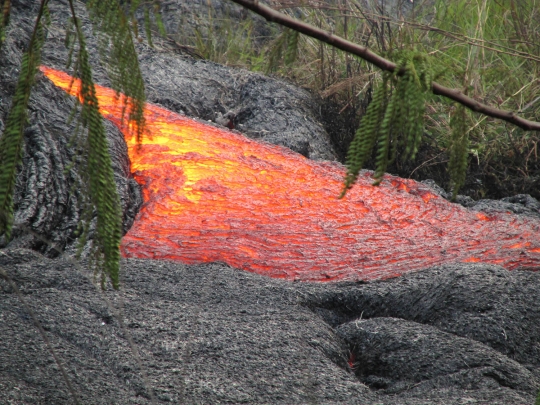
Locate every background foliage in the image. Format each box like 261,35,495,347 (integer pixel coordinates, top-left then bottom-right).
173,0,540,199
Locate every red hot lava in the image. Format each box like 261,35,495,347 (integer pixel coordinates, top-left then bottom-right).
41,66,540,282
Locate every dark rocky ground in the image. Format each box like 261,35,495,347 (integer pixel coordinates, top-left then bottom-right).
2,250,540,404
1,1,540,404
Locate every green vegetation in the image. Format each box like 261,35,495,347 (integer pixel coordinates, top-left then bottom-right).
341,51,434,196
66,0,124,289
0,1,48,241
0,2,161,401
174,0,540,199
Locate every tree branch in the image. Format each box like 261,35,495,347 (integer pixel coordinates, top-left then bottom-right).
229,0,540,131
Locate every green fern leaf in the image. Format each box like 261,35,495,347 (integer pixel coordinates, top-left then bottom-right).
0,0,48,238
341,51,431,196
448,104,469,199
284,29,299,66
85,0,147,142
68,1,122,289
340,74,389,197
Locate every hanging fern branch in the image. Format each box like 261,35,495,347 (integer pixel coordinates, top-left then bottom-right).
62,0,158,288
1,0,156,289
0,0,49,239
448,105,469,200
85,0,148,141
267,28,299,72
67,0,122,289
340,74,389,196
340,52,432,193
0,0,11,49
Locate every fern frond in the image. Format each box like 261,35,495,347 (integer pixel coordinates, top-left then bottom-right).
284,29,299,65
373,79,398,185
402,61,423,160
340,74,389,197
448,104,469,199
0,0,11,50
0,0,49,238
85,0,147,142
68,0,122,289
341,51,432,196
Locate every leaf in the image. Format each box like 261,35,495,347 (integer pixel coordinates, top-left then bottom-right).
0,0,48,238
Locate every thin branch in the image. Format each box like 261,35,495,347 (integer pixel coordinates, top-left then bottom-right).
229,0,540,131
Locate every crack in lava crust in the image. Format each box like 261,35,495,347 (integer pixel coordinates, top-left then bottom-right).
41,66,540,282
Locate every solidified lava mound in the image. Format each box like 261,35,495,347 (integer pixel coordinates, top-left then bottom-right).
42,66,540,282
2,250,540,404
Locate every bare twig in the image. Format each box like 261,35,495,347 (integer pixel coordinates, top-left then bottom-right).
229,0,540,131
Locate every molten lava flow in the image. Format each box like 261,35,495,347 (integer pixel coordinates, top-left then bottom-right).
41,66,540,281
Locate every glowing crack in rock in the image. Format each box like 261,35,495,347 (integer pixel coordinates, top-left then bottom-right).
41,66,540,281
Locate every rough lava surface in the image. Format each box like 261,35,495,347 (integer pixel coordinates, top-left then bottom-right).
2,250,540,404
1,1,540,404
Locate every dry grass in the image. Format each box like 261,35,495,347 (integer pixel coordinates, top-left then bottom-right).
171,0,540,199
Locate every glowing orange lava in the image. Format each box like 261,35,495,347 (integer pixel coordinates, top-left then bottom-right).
41,66,540,281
